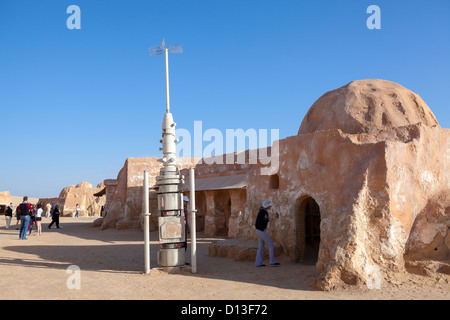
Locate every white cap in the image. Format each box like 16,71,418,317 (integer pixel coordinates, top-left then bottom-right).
262,200,273,208
183,196,190,202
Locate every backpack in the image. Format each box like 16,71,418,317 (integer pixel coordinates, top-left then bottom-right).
20,203,30,216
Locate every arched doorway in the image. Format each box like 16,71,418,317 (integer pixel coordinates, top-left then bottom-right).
296,196,321,263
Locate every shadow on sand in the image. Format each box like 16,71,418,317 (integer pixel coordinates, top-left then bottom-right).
1,218,318,292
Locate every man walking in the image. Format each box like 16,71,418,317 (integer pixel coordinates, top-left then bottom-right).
254,200,280,267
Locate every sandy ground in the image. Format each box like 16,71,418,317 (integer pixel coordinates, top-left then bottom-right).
0,216,449,300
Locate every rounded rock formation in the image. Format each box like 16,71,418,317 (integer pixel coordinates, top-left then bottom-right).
76,181,93,189
298,79,439,135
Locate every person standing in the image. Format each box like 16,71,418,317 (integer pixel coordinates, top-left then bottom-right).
254,200,280,267
35,204,43,235
28,204,37,235
75,204,80,218
15,206,20,230
18,196,33,240
183,196,190,254
48,205,61,229
5,205,13,229
45,203,51,218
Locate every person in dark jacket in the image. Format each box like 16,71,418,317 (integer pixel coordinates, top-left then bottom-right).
183,196,190,253
48,205,61,229
5,205,13,229
254,200,280,267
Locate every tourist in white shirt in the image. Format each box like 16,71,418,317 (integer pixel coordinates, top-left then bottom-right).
36,203,43,235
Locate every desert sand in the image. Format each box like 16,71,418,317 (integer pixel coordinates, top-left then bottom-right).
0,216,449,300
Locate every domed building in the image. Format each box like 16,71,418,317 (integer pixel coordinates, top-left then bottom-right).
237,79,448,290
38,181,105,217
299,79,439,134
188,79,449,290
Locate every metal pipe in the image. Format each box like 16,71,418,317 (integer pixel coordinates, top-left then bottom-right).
189,167,197,273
144,170,151,274
164,48,170,113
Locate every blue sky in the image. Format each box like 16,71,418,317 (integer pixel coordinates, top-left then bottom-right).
0,0,449,198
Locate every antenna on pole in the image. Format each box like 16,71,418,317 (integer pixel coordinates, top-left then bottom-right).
149,39,183,113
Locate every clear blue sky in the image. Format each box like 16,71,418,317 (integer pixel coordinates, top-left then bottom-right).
1,0,449,198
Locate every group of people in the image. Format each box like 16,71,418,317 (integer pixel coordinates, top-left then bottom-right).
4,197,62,240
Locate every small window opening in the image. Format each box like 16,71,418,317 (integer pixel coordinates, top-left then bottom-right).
269,174,279,189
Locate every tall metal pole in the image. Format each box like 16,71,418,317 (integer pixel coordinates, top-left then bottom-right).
189,167,197,273
143,170,151,274
164,42,170,113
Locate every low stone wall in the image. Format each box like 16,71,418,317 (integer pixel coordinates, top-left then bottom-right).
208,238,283,262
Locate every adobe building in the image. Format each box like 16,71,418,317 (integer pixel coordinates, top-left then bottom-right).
0,191,11,214
0,191,39,214
98,79,449,290
96,157,199,230
38,182,106,217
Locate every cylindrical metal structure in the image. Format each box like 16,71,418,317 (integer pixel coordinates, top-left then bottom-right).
155,41,186,267
143,170,151,274
189,167,197,273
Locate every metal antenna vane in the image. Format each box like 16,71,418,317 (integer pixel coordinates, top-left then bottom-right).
149,38,183,113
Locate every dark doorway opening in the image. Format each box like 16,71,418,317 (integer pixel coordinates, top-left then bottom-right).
194,191,206,232
214,190,231,236
297,196,321,263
